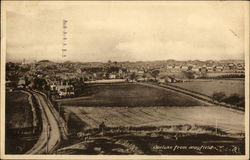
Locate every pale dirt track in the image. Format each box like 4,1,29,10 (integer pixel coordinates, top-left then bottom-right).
26,91,63,154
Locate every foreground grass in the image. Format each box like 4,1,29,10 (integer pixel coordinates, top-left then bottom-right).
58,125,245,155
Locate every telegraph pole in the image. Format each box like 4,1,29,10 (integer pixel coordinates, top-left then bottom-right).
62,19,68,60
59,19,68,131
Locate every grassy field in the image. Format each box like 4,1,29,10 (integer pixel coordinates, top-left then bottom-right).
6,91,33,128
59,83,205,107
59,83,245,155
6,91,38,154
60,106,245,155
63,106,244,135
170,80,244,97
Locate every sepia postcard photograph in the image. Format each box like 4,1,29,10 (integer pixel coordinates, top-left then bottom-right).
1,1,249,160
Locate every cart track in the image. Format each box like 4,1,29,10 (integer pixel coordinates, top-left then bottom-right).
26,90,65,154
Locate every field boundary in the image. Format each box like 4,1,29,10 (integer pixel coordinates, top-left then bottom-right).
20,90,39,129
138,82,244,112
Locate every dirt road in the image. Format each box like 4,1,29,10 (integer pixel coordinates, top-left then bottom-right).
26,91,64,154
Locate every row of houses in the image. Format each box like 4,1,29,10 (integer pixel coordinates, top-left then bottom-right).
134,74,180,83
48,80,75,98
173,65,243,73
127,63,244,74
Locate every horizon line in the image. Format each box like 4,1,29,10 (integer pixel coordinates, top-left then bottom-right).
6,58,245,64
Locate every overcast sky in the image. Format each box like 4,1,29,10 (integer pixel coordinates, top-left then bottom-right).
5,1,247,62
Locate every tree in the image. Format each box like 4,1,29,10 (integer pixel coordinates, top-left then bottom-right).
142,74,147,81
183,71,195,79
237,97,245,108
24,76,31,86
188,66,193,71
33,77,47,90
224,93,242,105
129,72,136,82
151,70,160,81
212,91,226,102
108,66,120,73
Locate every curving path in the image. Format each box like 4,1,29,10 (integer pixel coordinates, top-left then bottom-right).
26,90,64,154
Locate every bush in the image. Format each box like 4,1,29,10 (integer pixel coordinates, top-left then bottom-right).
212,92,226,102
224,93,244,108
212,92,245,109
223,93,240,105
183,71,195,79
237,97,245,108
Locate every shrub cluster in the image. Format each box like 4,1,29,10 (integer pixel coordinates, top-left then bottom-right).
212,91,244,108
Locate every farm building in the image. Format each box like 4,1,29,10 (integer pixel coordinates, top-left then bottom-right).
191,66,200,72
136,75,147,82
228,63,236,70
158,76,177,83
129,69,138,73
137,70,144,75
109,73,116,79
49,81,60,91
118,69,123,75
157,77,166,83
181,65,189,71
206,66,215,72
167,76,177,83
56,84,75,98
6,80,16,92
200,67,207,73
215,66,224,72
172,65,181,72
167,65,174,69
17,79,26,88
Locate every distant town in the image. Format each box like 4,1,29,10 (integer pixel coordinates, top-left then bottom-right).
6,59,245,99
5,58,246,154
